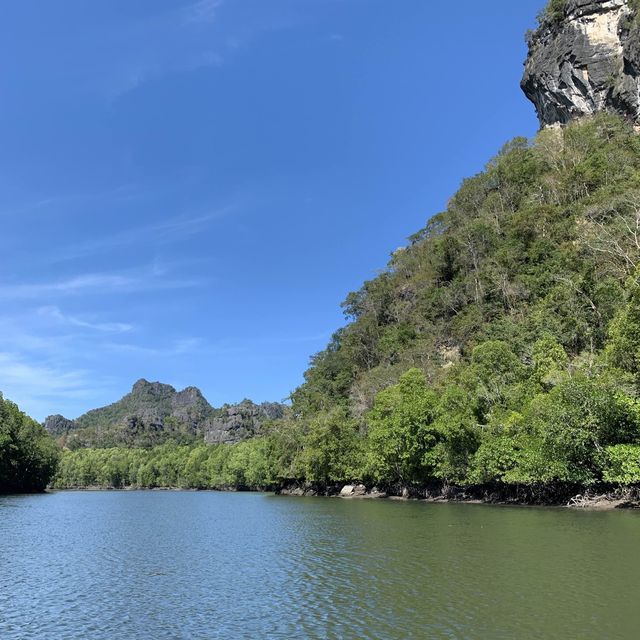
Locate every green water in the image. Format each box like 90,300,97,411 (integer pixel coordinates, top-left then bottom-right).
0,491,638,639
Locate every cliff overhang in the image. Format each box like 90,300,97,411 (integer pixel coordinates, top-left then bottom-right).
522,0,640,126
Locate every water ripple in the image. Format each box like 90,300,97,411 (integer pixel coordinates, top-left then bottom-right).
0,492,639,639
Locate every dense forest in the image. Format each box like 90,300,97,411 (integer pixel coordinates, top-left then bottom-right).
52,115,640,494
0,394,59,492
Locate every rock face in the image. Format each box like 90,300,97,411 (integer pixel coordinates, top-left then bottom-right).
522,0,640,126
43,414,76,436
44,379,287,448
204,400,286,444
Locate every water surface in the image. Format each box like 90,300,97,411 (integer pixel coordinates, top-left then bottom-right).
1,491,638,639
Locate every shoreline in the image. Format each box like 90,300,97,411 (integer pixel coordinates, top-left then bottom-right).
275,481,640,511
42,481,640,510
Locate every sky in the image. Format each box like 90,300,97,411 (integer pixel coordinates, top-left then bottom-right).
0,0,543,421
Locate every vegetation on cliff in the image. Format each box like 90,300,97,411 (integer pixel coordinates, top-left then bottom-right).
539,0,566,26
0,395,59,493
54,114,640,492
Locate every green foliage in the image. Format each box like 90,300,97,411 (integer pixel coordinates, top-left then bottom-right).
0,395,59,492
538,0,566,26
298,408,364,484
606,271,640,381
521,375,640,483
429,385,480,484
622,0,640,28
366,369,438,484
532,335,568,388
54,439,276,490
602,444,640,484
470,373,640,485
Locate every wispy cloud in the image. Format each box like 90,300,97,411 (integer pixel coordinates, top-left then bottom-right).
154,208,233,234
102,0,227,100
0,265,202,300
107,51,224,100
0,184,136,219
0,313,205,419
37,306,133,333
0,351,101,421
0,274,134,300
101,0,302,101
102,337,205,357
184,0,224,25
54,204,237,262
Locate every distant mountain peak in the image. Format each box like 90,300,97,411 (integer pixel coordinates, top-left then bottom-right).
131,379,177,396
44,380,287,449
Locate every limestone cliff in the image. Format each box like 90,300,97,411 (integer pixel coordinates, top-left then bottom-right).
522,0,640,126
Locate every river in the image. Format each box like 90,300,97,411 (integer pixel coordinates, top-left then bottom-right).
0,491,638,639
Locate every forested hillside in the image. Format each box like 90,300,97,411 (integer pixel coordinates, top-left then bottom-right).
55,115,640,493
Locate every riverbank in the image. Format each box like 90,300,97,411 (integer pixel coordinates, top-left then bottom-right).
46,480,640,509
276,481,640,510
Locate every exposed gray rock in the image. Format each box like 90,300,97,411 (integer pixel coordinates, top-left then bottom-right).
522,0,640,126
204,400,286,444
338,484,367,497
43,414,76,436
353,484,367,496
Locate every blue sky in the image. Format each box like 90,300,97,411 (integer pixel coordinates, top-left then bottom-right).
0,0,543,420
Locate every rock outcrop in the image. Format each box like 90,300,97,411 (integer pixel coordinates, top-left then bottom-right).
204,400,285,444
43,414,76,436
44,379,287,448
522,0,640,126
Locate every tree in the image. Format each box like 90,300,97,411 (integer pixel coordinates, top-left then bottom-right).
366,369,438,485
299,408,364,484
607,271,640,380
428,385,480,484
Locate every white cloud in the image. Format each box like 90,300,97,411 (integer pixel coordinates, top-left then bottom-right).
37,306,133,333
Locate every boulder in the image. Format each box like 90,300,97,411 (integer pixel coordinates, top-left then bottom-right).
339,485,356,496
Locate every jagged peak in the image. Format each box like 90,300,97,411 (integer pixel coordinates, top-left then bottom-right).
130,378,176,396
177,385,205,397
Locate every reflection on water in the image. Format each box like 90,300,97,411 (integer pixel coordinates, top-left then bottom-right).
0,491,638,639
